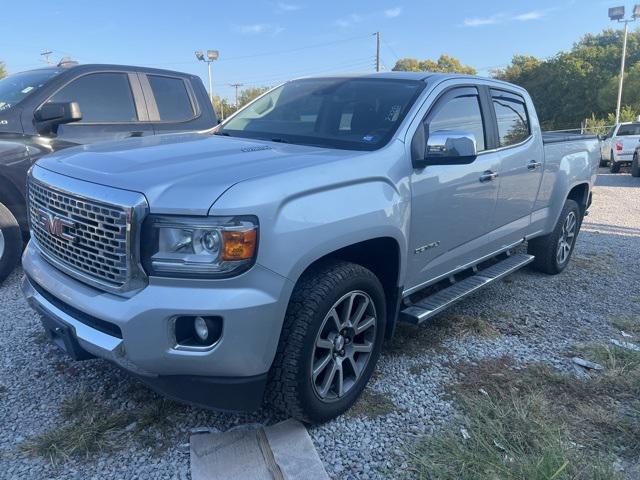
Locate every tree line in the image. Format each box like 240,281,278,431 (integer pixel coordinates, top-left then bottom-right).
393,28,640,131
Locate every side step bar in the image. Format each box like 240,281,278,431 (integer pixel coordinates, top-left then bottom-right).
400,253,534,325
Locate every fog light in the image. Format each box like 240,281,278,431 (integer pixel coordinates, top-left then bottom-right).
173,315,223,349
194,316,209,341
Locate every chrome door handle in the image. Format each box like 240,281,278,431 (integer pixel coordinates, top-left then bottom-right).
527,160,543,170
479,171,499,182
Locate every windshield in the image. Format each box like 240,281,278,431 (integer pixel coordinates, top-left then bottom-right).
616,123,640,136
0,69,61,112
219,77,425,150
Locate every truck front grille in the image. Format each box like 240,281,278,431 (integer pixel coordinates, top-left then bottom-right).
28,179,131,287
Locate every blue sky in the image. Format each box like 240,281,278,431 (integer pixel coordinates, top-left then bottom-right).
0,0,630,100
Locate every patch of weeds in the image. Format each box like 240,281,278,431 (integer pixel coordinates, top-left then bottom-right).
409,362,430,376
132,398,181,453
610,316,640,337
21,390,133,464
346,389,396,418
406,349,639,479
387,314,496,358
21,390,182,462
631,296,640,304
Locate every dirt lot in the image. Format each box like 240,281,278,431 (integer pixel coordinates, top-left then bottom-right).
0,168,638,479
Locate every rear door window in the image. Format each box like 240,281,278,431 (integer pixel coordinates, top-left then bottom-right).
49,73,138,123
491,89,530,147
147,75,195,121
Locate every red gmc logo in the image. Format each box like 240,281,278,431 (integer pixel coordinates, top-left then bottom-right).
37,208,76,243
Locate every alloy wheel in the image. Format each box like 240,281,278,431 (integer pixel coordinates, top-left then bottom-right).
310,291,377,402
556,211,577,265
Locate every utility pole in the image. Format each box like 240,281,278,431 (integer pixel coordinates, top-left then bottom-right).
608,6,640,123
229,83,243,110
40,50,53,65
374,32,381,72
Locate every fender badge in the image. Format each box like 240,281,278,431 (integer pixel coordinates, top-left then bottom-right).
415,241,440,254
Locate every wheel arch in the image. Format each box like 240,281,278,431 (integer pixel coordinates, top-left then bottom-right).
289,236,403,340
0,174,27,232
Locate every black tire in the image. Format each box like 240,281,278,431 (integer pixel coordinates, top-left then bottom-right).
632,153,640,177
528,199,580,275
267,260,386,423
610,156,621,173
599,153,608,168
0,202,22,284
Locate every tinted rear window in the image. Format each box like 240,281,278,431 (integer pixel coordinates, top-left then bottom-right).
491,89,531,147
148,75,195,121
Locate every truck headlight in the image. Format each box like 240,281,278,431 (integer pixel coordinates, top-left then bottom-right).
141,215,258,278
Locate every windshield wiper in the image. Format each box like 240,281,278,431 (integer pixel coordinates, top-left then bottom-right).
214,131,230,136
270,137,290,144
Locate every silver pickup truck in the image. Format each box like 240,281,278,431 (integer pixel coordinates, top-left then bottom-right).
22,73,599,423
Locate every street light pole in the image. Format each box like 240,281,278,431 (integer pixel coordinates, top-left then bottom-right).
609,6,640,124
195,49,219,110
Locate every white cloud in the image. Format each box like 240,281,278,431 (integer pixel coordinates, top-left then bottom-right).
513,10,545,21
334,13,363,28
235,24,284,36
463,9,547,27
384,7,403,18
463,15,501,26
276,2,301,12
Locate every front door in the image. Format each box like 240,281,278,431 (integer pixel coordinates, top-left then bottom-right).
46,71,153,145
490,88,543,248
405,86,502,293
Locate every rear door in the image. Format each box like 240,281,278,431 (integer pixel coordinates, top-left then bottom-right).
489,88,544,248
140,73,214,134
44,71,153,145
405,84,502,292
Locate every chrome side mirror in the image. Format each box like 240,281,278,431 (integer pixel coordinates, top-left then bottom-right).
426,130,477,161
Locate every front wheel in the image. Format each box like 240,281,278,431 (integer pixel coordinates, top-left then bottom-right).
0,202,22,284
528,199,580,275
632,153,640,177
267,260,386,423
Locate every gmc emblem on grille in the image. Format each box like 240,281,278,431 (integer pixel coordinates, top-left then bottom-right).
37,209,77,243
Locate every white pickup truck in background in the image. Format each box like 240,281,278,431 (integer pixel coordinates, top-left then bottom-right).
599,122,640,173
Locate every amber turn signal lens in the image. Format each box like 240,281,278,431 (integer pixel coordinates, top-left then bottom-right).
221,229,257,261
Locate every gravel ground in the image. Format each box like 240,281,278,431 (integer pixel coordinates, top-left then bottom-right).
0,168,638,479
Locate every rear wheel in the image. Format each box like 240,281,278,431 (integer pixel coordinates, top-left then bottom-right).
610,153,621,173
632,153,640,177
0,202,22,284
267,260,386,423
528,199,580,275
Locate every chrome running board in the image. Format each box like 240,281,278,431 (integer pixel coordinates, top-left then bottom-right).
400,253,534,325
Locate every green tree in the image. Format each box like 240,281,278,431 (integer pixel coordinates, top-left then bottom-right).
238,87,270,107
493,28,640,129
393,55,476,74
0,61,6,79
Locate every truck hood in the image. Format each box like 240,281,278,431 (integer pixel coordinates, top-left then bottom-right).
36,132,361,214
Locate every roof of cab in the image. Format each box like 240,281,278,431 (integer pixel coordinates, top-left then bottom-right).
19,63,198,78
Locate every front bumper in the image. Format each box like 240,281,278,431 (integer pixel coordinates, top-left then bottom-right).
22,241,293,410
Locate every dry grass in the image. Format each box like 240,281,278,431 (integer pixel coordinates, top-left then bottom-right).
407,346,640,480
346,388,396,418
387,313,497,358
611,317,640,337
21,389,181,463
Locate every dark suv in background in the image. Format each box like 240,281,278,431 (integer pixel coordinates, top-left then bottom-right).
0,62,218,282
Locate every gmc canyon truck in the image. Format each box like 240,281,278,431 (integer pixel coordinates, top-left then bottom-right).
22,73,598,423
0,63,217,283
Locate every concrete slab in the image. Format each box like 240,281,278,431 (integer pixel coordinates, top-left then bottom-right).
190,419,328,480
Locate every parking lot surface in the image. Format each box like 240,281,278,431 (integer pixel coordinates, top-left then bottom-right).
0,169,638,479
